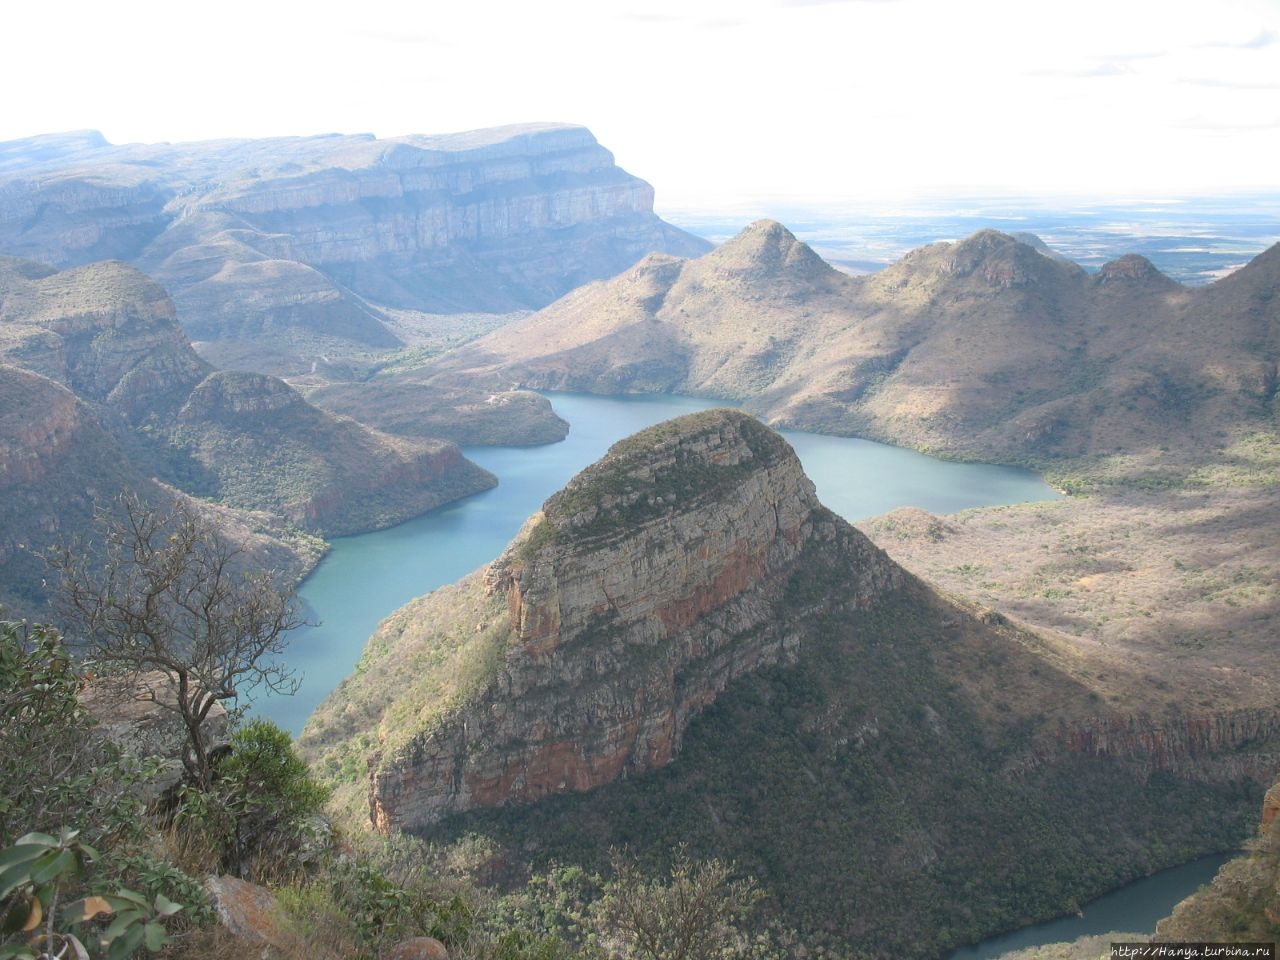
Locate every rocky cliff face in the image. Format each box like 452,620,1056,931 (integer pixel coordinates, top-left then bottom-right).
304,410,903,832
0,363,302,618
1034,710,1280,780
0,125,710,355
303,409,1280,958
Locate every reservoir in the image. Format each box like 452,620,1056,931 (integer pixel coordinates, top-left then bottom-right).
261,391,1056,735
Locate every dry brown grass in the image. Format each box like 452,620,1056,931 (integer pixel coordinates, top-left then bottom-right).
860,472,1280,712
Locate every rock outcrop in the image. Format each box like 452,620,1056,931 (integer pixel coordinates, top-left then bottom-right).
303,410,1280,959
0,124,710,358
1051,710,1280,780
304,410,903,832
80,672,232,801
204,875,338,960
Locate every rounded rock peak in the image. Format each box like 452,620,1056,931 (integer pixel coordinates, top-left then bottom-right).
712,219,832,279
179,369,307,421
535,409,807,540
590,408,794,475
1096,254,1170,284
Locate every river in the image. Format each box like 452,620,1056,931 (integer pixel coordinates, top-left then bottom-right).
948,853,1233,958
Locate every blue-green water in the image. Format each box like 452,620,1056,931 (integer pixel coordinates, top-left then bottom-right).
949,852,1233,959
257,391,1226,955
260,392,1056,735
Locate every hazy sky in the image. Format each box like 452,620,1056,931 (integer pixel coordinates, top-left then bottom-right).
6,0,1279,210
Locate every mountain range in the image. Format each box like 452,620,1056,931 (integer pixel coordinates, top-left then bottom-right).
0,125,710,374
425,219,1280,467
2,122,1277,952
0,255,494,616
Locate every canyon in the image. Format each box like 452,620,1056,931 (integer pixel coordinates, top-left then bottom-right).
425,219,1280,468
0,255,495,615
302,409,1279,957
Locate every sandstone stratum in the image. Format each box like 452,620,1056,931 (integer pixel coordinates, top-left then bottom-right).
0,124,710,371
302,409,1279,958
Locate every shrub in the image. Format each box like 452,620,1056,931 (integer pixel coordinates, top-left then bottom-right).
173,719,329,881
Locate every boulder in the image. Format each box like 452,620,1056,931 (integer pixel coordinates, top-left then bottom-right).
204,875,337,960
81,671,230,801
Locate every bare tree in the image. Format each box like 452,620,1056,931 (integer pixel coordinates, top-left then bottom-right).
50,494,305,791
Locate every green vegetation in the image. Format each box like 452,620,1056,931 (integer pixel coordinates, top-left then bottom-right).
49,495,305,791
0,610,780,960
0,619,156,848
302,577,516,809
1152,814,1280,941
416,582,1259,960
0,828,184,960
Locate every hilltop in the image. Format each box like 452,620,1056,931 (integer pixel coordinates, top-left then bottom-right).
302,410,1277,958
0,256,496,612
426,221,1280,469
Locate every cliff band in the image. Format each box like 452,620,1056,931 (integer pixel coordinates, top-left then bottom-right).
306,410,903,831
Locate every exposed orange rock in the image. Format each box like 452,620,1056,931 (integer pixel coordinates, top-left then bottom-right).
386,937,450,960
367,410,903,832
1262,781,1280,830
204,875,336,960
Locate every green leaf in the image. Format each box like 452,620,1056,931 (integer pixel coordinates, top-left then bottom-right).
143,921,169,952
106,922,146,960
152,893,183,917
104,888,148,911
103,909,143,943
26,847,74,886
0,944,36,960
0,865,37,902
0,843,49,873
11,833,56,848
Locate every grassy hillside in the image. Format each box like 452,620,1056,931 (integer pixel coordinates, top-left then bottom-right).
0,255,499,541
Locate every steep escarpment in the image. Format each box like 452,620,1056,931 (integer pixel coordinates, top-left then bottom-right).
1152,780,1280,941
0,125,710,365
427,222,1280,467
303,410,1278,959
0,364,148,614
1049,710,1280,780
172,370,495,536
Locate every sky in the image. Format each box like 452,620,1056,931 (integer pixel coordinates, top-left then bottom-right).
6,0,1280,212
